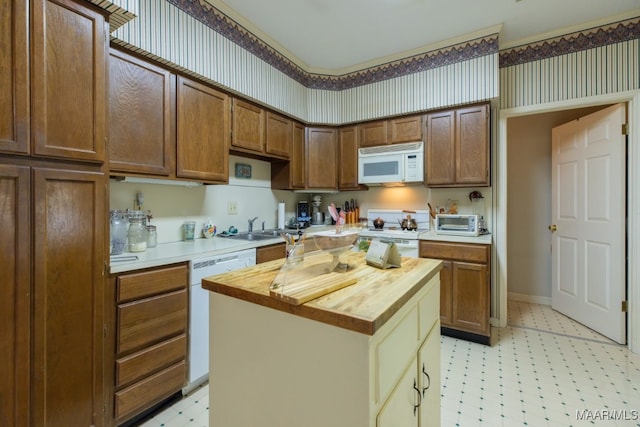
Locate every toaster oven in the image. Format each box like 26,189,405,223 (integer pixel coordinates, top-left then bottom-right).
435,214,479,237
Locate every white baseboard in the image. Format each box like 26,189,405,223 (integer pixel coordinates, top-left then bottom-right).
508,292,551,306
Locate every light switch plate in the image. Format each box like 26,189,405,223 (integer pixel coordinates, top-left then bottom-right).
227,201,238,215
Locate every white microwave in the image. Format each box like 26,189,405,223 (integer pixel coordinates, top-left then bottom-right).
358,142,424,185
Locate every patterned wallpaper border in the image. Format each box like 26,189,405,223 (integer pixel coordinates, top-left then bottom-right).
500,16,640,68
165,0,498,91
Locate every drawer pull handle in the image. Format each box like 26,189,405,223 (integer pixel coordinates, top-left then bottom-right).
413,378,422,416
421,363,431,396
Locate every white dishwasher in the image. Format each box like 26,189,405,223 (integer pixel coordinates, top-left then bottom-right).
185,248,256,394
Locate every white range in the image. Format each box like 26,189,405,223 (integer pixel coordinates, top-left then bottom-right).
358,209,430,258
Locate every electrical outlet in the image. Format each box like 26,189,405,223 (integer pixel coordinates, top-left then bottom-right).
227,201,239,215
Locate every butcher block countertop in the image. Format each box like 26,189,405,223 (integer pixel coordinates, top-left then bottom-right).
202,252,442,335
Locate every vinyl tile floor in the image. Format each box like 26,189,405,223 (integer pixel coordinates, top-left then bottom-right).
137,300,640,426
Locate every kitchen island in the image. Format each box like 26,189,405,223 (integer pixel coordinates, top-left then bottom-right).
202,251,442,427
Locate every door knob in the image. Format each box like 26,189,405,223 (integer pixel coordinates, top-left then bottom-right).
548,224,557,231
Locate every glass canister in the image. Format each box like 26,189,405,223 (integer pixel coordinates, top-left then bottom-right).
110,209,128,255
146,225,157,248
127,210,148,252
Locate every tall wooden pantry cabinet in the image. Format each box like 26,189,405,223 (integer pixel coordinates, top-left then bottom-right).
0,0,108,425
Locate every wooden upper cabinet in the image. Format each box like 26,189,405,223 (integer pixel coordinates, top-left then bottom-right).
359,120,388,147
176,76,230,183
456,104,490,185
389,115,423,143
108,49,174,175
426,104,489,187
426,110,456,186
290,122,305,188
359,115,424,148
31,0,107,162
265,112,291,158
231,99,265,153
270,120,304,190
0,0,29,155
306,127,337,189
338,126,361,190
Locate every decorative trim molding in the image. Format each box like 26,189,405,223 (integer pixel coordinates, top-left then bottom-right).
500,16,640,68
166,0,498,91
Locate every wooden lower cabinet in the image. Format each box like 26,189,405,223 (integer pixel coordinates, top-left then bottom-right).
0,160,106,426
112,264,189,425
420,240,491,344
256,242,286,264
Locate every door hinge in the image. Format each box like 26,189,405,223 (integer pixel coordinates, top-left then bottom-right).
622,124,628,135
622,300,628,312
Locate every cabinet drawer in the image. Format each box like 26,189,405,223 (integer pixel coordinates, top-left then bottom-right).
118,264,188,303
115,360,186,420
375,305,418,403
418,275,440,342
118,289,188,354
116,334,187,388
419,241,489,263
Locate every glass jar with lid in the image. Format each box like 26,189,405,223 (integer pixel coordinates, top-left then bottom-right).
146,225,157,248
110,209,128,255
127,210,148,252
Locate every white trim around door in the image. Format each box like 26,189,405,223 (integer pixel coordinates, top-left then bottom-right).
495,90,640,354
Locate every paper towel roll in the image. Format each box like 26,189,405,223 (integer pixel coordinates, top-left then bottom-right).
277,202,285,229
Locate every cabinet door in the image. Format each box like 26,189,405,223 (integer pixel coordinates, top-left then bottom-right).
306,127,337,189
291,122,306,188
439,260,453,327
256,243,286,264
359,120,388,147
32,167,105,427
377,355,420,426
31,0,107,162
176,76,230,182
418,327,441,427
0,164,30,426
265,111,290,158
389,115,423,143
451,261,490,335
108,49,174,175
338,126,360,190
0,0,29,154
455,104,489,185
232,98,265,153
425,110,455,186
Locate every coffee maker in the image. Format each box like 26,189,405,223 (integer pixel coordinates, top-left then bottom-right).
296,201,311,228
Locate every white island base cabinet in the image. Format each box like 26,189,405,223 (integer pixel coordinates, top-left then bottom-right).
209,274,440,427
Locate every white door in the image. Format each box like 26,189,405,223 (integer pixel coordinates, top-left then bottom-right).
551,103,626,344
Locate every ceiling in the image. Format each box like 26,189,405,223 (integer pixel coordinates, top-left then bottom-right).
205,0,640,73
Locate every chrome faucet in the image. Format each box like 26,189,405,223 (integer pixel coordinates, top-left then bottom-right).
248,217,258,233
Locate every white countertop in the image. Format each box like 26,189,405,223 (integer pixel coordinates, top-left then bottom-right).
109,227,492,274
109,236,284,274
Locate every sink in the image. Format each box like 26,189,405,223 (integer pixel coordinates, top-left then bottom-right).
230,231,281,241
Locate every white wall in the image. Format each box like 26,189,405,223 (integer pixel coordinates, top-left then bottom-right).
506,106,607,301
109,155,299,243
110,154,494,244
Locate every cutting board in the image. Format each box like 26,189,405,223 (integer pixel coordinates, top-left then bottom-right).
270,272,357,305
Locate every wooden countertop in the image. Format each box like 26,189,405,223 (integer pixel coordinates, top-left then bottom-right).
202,251,442,335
